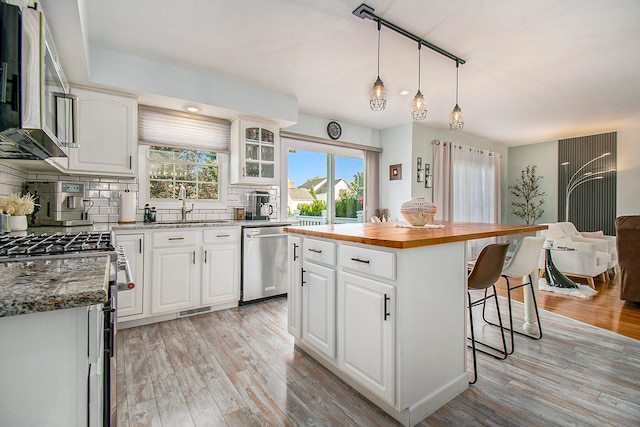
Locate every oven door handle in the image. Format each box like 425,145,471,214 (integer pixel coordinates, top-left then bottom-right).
117,258,135,291
116,245,136,291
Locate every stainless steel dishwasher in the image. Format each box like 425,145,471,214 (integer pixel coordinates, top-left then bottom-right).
241,225,288,303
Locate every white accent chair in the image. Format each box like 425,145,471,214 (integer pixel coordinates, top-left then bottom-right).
541,222,618,271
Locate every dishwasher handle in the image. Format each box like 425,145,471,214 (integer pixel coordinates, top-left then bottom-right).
246,233,288,239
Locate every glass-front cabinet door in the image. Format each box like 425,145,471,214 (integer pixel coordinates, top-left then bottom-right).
230,119,279,184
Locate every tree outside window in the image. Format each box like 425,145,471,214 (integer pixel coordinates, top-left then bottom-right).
148,146,219,200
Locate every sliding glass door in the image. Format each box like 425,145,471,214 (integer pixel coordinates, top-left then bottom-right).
284,139,364,225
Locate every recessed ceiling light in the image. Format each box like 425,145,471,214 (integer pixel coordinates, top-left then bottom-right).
399,90,410,96
184,105,200,113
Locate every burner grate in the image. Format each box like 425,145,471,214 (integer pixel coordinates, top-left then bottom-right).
0,231,114,259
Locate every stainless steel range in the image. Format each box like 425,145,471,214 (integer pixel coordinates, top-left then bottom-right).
0,231,134,427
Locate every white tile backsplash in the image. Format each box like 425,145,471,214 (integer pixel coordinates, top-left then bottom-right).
0,166,281,223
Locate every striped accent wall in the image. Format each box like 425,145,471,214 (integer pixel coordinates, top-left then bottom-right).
558,132,617,235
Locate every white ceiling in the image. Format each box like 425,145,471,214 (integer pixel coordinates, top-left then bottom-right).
42,0,640,146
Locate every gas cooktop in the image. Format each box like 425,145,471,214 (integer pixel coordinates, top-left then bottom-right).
0,231,115,260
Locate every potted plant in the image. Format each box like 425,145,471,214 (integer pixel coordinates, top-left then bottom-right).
509,165,545,225
0,193,37,231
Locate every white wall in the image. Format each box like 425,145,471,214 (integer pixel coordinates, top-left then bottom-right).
88,46,298,126
379,123,413,219
507,141,558,224
284,113,380,148
617,127,640,215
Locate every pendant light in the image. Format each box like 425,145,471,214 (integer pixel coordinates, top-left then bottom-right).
411,44,427,121
370,21,386,111
449,60,464,131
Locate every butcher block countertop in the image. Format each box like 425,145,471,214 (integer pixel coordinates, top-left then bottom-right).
284,221,547,249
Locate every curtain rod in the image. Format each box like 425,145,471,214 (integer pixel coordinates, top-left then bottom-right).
353,3,465,65
280,131,382,153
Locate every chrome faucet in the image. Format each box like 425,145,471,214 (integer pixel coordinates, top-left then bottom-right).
178,184,194,221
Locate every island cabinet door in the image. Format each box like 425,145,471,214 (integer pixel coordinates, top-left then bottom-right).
338,271,396,405
287,236,303,339
301,260,336,360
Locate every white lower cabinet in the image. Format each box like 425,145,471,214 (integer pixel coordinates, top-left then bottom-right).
0,305,102,426
149,227,240,316
115,233,144,318
301,260,336,359
338,271,396,404
151,244,199,314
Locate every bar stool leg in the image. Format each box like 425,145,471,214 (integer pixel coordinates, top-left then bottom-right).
482,274,543,355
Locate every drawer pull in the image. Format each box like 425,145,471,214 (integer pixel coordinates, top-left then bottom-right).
351,257,370,264
217,234,231,238
384,294,391,321
308,248,322,254
168,237,185,241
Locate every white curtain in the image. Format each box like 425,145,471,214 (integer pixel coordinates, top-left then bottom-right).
433,141,501,259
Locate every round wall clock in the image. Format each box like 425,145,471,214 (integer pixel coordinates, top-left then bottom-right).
327,121,342,140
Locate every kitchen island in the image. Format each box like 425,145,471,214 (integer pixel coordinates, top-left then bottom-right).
284,221,546,426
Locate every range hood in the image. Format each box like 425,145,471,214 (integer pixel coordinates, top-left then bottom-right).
0,4,74,161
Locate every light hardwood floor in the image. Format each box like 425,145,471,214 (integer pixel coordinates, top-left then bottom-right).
498,271,640,340
117,292,640,426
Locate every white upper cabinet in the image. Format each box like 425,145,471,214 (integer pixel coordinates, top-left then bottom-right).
67,87,137,176
230,118,279,184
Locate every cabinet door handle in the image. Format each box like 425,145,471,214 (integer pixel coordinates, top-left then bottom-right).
138,238,142,254
350,257,370,264
129,155,132,170
204,250,208,263
308,248,322,254
216,234,230,238
293,243,299,260
168,237,185,241
383,294,390,321
192,251,196,264
301,268,306,287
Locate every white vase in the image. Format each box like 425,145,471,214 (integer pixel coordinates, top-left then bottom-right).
9,215,28,231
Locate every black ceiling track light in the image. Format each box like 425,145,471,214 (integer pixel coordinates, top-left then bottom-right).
353,3,466,128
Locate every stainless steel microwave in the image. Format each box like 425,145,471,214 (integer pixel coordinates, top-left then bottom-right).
0,4,75,160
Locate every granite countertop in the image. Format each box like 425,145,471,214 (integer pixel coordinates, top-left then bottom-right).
285,221,547,249
0,255,110,317
111,219,293,231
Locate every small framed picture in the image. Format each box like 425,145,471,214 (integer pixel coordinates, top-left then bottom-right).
389,164,402,180
416,157,423,182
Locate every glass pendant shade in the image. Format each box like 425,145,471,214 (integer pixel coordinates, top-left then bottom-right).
411,90,427,121
449,61,464,131
370,22,386,111
370,76,387,111
411,45,427,121
449,104,464,130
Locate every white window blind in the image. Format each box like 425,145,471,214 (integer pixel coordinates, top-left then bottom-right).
138,106,230,153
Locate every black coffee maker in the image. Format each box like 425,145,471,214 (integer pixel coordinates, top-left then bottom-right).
246,191,273,220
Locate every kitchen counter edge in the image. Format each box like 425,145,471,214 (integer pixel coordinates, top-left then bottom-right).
0,255,110,318
284,221,548,249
